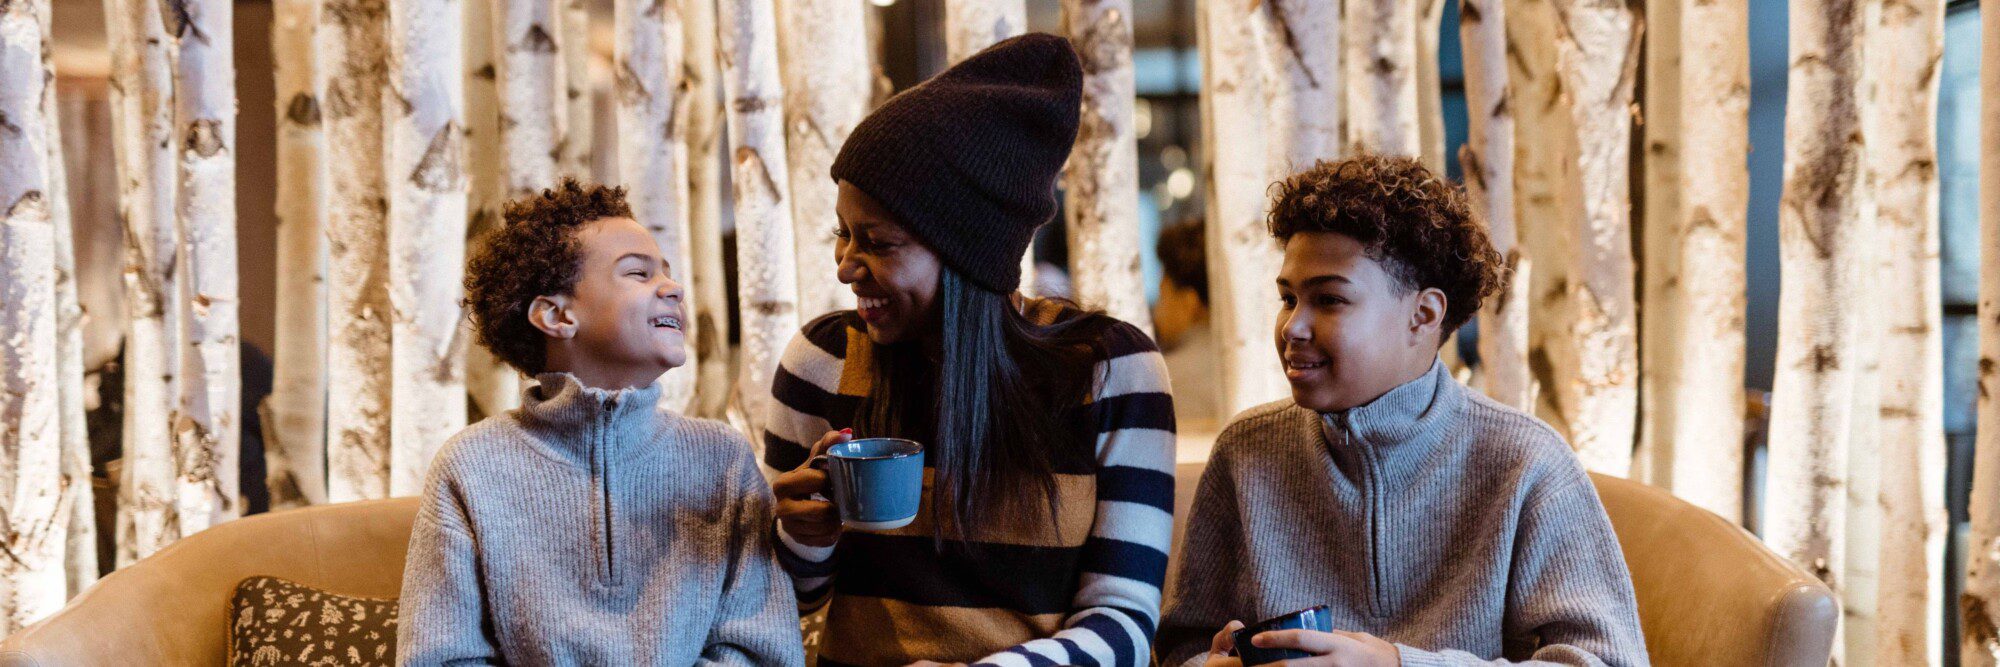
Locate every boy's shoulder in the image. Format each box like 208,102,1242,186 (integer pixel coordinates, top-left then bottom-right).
652,410,764,473
1210,398,1315,458
1452,387,1580,473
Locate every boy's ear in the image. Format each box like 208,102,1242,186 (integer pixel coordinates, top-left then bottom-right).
528,295,578,339
1409,288,1447,343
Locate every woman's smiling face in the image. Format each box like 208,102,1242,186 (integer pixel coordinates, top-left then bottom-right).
833,181,943,345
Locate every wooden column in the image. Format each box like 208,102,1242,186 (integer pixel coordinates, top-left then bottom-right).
268,0,329,507
717,0,801,438
776,0,868,320
1060,0,1152,332
615,0,700,412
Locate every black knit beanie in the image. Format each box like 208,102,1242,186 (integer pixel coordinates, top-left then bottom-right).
830,33,1082,294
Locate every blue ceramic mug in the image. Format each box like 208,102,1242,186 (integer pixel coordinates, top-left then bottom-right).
1232,605,1334,665
812,437,925,530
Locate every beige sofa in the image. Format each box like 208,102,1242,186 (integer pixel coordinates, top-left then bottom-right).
2,466,1835,666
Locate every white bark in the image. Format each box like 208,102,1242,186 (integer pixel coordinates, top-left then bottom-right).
1342,0,1419,157
776,0,866,321
170,0,242,534
104,0,182,564
1861,2,1947,663
387,0,469,496
559,0,591,180
1255,0,1340,178
1965,0,2000,661
1198,0,1289,417
942,0,1032,295
1766,0,1869,600
1514,0,1641,476
0,0,69,627
41,3,95,596
463,0,520,420
322,0,393,502
496,0,565,200
1638,0,1748,522
1414,0,1446,174
1459,0,1532,412
718,0,801,439
615,0,699,413
1060,0,1151,332
944,0,1025,65
686,0,733,421
268,0,329,507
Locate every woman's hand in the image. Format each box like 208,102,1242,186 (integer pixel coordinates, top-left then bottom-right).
772,429,851,547
1243,628,1399,667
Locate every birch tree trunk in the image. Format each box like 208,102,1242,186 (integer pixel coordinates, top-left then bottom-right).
1414,0,1446,173
718,0,801,439
1766,0,1869,601
105,0,183,563
463,0,520,420
1460,0,1533,412
1342,0,1419,157
1515,0,1641,476
1060,0,1152,333
559,0,591,180
942,0,1033,296
268,0,328,507
776,0,866,321
170,0,242,534
1198,0,1288,417
0,0,69,627
40,2,95,595
1255,0,1340,181
387,0,468,496
496,0,565,201
1858,2,1947,663
1638,0,1748,522
322,0,393,502
686,0,734,422
1964,0,2000,660
615,0,699,413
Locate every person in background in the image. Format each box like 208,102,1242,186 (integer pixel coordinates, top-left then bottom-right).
1152,217,1218,427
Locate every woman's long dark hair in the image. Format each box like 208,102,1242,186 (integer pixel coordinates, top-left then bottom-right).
856,267,1117,544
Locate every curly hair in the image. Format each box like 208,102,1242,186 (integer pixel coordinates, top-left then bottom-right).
1267,154,1504,335
463,179,634,375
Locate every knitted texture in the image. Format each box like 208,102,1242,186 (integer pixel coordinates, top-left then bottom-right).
1157,362,1649,666
830,33,1082,293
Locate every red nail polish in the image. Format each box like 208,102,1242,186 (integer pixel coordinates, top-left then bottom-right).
840,428,852,435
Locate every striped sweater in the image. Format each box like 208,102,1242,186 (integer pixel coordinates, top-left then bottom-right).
763,304,1177,667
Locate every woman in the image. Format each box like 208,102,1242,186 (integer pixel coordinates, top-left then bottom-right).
763,34,1177,667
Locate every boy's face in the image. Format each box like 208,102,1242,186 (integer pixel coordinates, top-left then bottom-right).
1274,231,1445,412
834,181,943,345
541,216,687,388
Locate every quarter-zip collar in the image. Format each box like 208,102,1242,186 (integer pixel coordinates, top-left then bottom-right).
517,372,664,468
1320,359,1453,451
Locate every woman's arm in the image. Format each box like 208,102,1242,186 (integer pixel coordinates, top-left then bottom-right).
971,340,1178,667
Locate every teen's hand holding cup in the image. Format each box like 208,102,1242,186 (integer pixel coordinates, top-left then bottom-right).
1200,607,1400,667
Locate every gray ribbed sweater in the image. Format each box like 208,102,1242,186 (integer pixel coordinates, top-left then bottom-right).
1157,362,1648,666
396,374,805,666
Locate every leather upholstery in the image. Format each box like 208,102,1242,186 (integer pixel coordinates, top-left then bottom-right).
0,498,418,666
1166,462,1837,667
3,466,1837,666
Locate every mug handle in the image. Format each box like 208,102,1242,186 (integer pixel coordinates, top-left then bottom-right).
805,454,831,503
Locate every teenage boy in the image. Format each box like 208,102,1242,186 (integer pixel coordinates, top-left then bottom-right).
397,180,804,666
1156,156,1647,667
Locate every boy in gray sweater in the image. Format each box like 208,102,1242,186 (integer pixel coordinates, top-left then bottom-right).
1157,156,1648,667
396,181,804,666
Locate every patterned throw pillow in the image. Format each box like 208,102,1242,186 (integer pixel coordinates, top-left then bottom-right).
227,576,399,667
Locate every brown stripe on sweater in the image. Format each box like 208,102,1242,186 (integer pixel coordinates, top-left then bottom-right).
818,595,1064,665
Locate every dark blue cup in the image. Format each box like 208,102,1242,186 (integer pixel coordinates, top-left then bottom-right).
814,438,925,530
1232,605,1334,665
